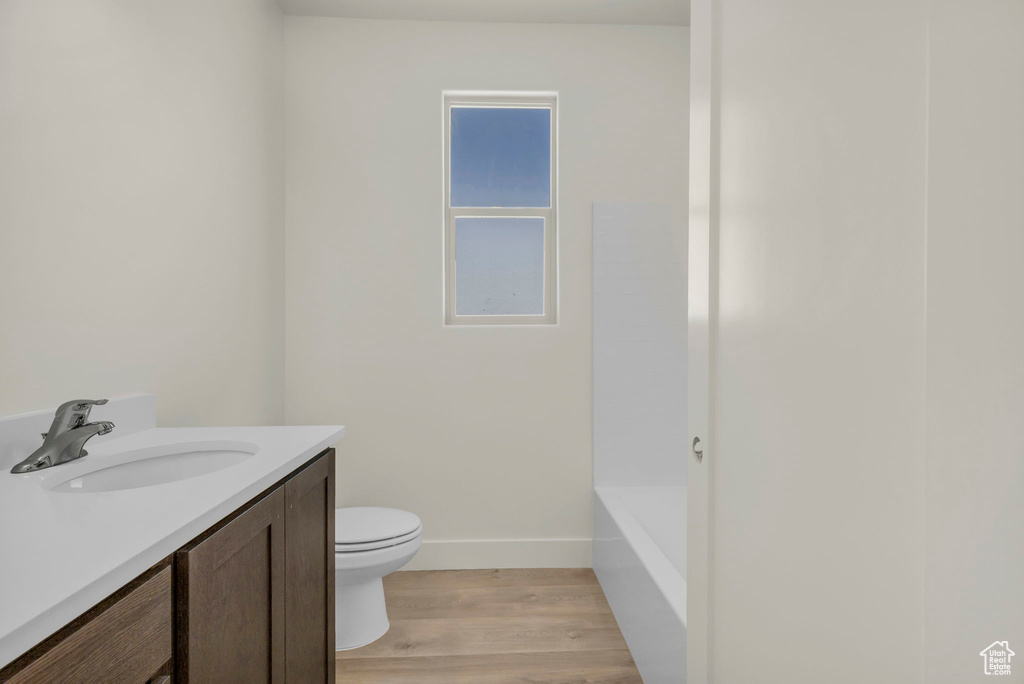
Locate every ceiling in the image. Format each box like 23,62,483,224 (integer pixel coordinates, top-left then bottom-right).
277,0,690,27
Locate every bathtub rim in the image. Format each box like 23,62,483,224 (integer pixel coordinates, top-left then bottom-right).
594,485,687,626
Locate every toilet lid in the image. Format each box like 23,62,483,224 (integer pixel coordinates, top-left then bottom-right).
335,507,422,545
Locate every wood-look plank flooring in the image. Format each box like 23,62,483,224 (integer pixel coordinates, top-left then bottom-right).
336,568,641,683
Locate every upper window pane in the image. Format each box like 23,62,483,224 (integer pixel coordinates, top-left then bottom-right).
450,107,551,208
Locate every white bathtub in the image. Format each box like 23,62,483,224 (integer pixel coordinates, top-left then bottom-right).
594,486,686,683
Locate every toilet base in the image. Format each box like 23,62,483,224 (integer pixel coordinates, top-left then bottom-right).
335,576,390,651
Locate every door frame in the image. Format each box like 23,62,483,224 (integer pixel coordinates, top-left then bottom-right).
687,0,718,681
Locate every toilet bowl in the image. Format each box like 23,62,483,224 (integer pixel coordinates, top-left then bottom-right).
334,507,422,651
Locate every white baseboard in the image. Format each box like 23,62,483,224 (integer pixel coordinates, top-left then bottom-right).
403,538,593,571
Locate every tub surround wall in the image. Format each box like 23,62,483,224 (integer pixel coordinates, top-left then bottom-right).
592,202,687,488
285,18,689,569
0,0,287,426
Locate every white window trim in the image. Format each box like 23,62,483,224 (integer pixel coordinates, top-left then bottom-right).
443,92,558,326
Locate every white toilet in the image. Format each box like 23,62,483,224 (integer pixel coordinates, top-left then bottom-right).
334,507,422,651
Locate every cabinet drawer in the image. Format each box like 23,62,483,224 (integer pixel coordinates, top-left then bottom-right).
5,566,172,684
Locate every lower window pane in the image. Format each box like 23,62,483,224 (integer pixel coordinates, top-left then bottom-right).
455,217,545,316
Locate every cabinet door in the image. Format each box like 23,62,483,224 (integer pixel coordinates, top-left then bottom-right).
284,450,336,683
176,488,286,684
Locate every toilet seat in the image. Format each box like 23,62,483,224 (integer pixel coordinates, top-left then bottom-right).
335,507,422,553
335,525,422,553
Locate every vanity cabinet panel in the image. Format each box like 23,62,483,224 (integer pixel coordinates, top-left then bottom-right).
0,565,172,684
284,453,336,683
175,487,287,684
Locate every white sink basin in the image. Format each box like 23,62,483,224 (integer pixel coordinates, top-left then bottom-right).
43,441,259,494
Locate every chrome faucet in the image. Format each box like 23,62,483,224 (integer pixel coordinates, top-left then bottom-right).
10,399,115,473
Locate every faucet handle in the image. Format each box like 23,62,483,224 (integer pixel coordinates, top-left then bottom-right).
56,399,109,413
50,399,109,433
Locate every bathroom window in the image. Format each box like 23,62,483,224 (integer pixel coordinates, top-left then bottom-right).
444,93,557,325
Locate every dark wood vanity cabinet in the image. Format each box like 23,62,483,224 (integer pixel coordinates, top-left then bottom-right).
0,449,335,684
176,449,335,684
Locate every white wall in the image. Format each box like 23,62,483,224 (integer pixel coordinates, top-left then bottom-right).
593,202,687,488
702,1,929,681
285,18,689,569
0,0,286,426
925,1,1024,680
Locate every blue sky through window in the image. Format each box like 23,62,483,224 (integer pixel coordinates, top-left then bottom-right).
450,107,551,208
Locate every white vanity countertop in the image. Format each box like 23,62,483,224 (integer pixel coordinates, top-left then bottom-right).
0,423,345,669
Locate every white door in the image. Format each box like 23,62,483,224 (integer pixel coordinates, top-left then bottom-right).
686,1,930,682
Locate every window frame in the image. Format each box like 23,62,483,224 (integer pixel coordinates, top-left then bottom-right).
443,92,558,326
